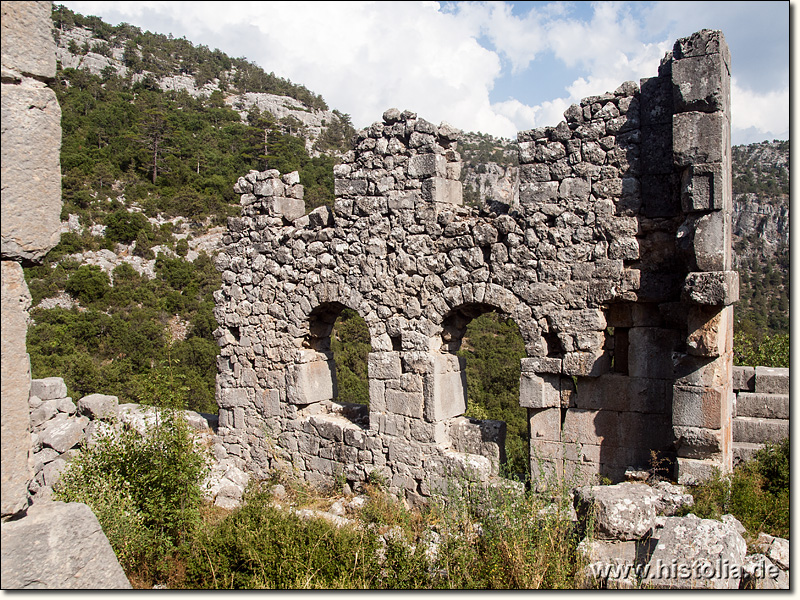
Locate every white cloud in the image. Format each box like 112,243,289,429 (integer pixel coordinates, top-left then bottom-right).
62,1,788,143
731,79,791,143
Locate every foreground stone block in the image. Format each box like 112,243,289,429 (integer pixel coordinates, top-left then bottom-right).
643,514,746,589
1,501,131,589
1,86,62,262
1,261,32,517
1,1,57,78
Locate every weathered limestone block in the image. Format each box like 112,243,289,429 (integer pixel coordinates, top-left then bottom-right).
575,482,663,540
754,366,789,395
38,414,89,454
673,111,727,168
735,393,788,420
0,501,132,589
30,377,67,400
367,352,402,380
422,353,466,422
1,1,57,78
266,196,305,222
1,85,62,261
577,539,642,588
421,177,462,205
732,417,788,445
519,373,560,408
731,366,755,392
408,153,447,178
672,53,730,114
673,29,731,70
682,271,738,306
673,425,723,459
1,261,32,517
627,328,679,380
77,393,119,422
290,360,336,404
672,385,725,429
685,305,732,357
642,514,746,589
528,407,561,442
680,163,728,212
386,389,424,419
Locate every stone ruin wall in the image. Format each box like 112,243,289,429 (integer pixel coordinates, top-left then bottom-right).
213,29,738,498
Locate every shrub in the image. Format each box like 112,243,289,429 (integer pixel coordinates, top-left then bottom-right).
680,439,789,539
55,407,208,578
65,264,111,304
185,489,383,589
105,209,151,244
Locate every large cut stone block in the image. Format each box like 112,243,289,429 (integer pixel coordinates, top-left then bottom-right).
367,352,402,380
673,425,723,459
407,153,447,178
673,29,731,70
754,366,789,395
290,360,336,404
642,513,745,589
735,393,788,420
421,177,462,205
1,86,62,262
672,54,730,114
519,373,560,408
1,261,32,517
628,328,680,380
423,353,466,422
528,407,561,442
386,389,424,419
672,385,725,429
685,305,732,357
732,417,789,445
1,1,57,78
30,377,67,400
0,501,132,588
673,111,727,168
680,163,728,212
682,271,738,306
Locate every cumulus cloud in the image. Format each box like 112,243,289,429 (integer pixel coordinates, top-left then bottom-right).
62,1,787,143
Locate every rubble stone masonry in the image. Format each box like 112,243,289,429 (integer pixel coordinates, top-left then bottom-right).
214,30,738,497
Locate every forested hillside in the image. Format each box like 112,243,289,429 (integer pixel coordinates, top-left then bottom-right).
26,7,788,474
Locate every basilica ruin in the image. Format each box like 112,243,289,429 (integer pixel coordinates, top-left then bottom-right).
213,30,738,500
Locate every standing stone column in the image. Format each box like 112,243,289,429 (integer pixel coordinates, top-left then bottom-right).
671,30,737,483
1,0,62,518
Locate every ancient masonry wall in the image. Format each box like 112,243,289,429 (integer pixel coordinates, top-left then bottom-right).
731,366,789,464
1,0,63,518
214,29,739,497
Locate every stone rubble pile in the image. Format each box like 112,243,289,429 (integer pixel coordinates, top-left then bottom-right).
574,481,789,589
26,377,250,510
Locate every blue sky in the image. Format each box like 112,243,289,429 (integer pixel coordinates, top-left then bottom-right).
61,1,790,144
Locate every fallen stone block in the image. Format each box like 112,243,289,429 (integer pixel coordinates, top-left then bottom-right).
0,501,131,589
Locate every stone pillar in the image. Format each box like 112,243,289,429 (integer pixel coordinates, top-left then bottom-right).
671,30,736,483
1,0,62,518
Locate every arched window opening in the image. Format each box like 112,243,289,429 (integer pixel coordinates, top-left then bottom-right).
305,303,370,427
444,304,529,481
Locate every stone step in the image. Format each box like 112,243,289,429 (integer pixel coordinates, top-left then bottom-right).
732,442,763,465
755,366,789,394
735,392,789,419
732,417,789,445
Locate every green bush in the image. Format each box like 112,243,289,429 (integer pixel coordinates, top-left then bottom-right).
680,439,789,539
186,489,383,589
55,406,209,577
105,209,151,244
65,264,111,304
